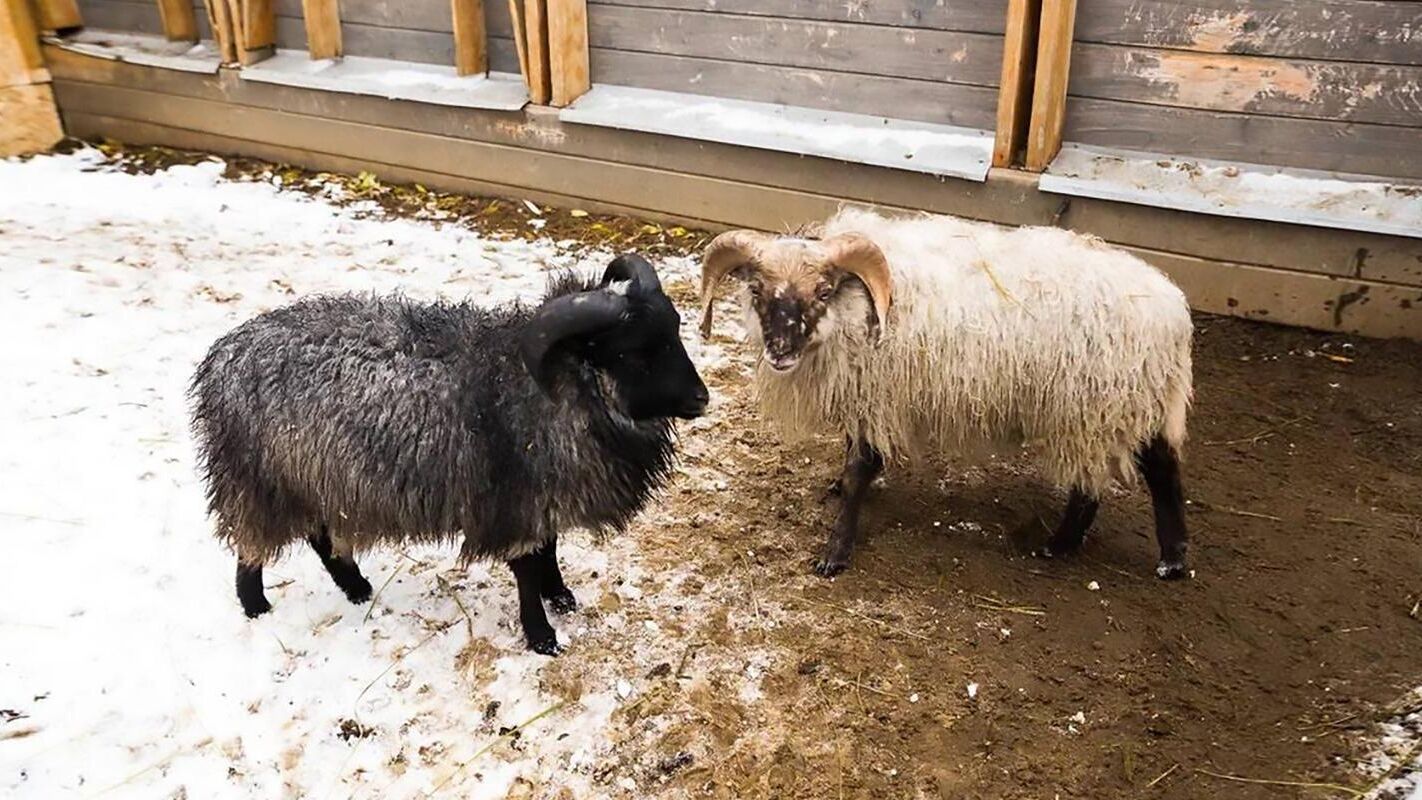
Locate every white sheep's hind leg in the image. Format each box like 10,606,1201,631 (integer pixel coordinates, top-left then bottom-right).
814,437,884,578
1135,435,1190,579
1042,489,1100,557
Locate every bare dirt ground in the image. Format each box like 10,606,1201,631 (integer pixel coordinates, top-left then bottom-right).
67,141,1422,797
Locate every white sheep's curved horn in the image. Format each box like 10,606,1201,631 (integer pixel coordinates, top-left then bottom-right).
822,233,893,337
699,230,768,339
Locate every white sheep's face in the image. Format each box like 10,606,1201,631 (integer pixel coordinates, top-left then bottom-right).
739,249,846,373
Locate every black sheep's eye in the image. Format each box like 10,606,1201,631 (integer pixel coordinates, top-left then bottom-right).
749,283,763,298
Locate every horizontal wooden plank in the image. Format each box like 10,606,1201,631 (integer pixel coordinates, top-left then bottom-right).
55,107,1422,339
272,0,518,37
43,47,1422,284
1064,97,1422,180
1070,43,1422,127
588,5,1003,87
1075,0,1422,66
588,0,1009,35
271,16,520,71
590,48,999,128
76,0,163,34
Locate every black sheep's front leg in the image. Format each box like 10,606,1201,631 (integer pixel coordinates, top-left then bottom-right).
508,552,561,655
814,436,884,577
533,536,577,614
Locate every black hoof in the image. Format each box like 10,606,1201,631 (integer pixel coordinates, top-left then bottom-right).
812,557,848,578
1155,560,1190,580
526,632,563,656
1042,535,1084,558
342,576,374,604
242,597,273,618
547,590,578,614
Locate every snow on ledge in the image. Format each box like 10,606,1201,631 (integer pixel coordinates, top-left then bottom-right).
240,50,528,111
47,30,220,74
1042,145,1422,240
560,85,993,182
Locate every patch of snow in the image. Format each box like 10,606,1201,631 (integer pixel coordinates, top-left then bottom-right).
241,50,528,110
1359,690,1422,799
48,29,220,74
0,147,721,798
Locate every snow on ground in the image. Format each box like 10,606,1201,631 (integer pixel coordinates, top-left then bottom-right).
0,148,736,798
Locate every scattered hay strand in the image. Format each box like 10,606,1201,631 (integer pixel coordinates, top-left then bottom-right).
1145,763,1179,788
1194,502,1283,523
1195,768,1363,797
801,599,930,640
427,700,568,795
363,560,408,624
972,594,1046,617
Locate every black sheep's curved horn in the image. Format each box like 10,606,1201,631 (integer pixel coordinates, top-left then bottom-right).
518,291,628,393
601,253,661,293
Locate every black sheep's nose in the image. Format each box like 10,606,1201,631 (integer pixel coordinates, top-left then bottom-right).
680,384,710,418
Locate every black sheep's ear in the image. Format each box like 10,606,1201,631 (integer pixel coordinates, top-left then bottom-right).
519,291,628,395
601,253,661,295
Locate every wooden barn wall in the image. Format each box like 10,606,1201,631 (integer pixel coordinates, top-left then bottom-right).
76,0,213,39
270,0,519,71
42,47,1422,339
1064,0,1422,179
583,0,1009,130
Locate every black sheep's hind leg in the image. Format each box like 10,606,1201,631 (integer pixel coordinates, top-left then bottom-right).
534,537,577,614
1042,489,1100,557
1136,434,1190,580
509,553,561,655
236,560,272,618
308,527,373,604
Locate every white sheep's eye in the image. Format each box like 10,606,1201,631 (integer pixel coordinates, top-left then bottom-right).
816,284,835,302
749,283,763,298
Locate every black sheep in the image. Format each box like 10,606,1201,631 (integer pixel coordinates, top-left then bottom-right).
190,254,708,654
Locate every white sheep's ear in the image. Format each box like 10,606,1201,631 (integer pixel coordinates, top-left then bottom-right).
700,230,768,339
822,233,892,338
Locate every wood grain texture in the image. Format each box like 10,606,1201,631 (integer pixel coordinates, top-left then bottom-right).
587,4,1004,87
1075,0,1422,66
587,0,1009,35
992,0,1039,166
2,0,47,87
523,0,549,103
156,0,198,39
300,0,339,58
451,0,487,74
0,82,64,154
507,0,529,82
1070,43,1422,127
203,0,238,61
1064,97,1422,180
590,48,999,129
241,0,275,48
546,0,586,105
34,0,84,31
1024,0,1076,170
45,49,1422,288
274,14,520,70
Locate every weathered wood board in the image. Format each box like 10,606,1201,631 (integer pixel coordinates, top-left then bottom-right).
586,0,1010,35
76,0,163,34
2,0,48,86
271,0,519,71
1075,0,1422,65
35,0,84,32
0,83,65,155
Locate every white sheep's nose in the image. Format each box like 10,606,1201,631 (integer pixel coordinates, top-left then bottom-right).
765,352,802,373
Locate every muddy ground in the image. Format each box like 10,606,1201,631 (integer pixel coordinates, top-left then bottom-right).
84,141,1422,797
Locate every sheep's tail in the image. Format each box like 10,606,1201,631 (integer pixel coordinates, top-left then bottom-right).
1158,337,1194,456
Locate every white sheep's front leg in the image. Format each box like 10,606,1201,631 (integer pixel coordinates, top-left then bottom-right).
815,436,884,577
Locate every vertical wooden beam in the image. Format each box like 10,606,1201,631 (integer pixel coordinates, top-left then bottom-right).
1,0,47,86
523,0,550,103
546,0,587,106
302,0,341,60
992,0,1040,168
1024,0,1077,171
237,0,275,64
507,0,529,79
156,0,199,42
451,0,486,76
203,0,238,62
32,0,82,33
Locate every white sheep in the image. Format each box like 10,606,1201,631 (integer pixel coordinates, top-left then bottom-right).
699,207,1194,579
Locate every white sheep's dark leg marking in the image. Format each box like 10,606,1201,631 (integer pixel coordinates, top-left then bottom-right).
814,437,884,577
1136,435,1190,580
307,526,373,604
1043,489,1100,557
818,436,853,504
508,554,561,655
236,560,272,618
534,536,577,614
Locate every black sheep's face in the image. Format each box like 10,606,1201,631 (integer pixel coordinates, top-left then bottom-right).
587,286,709,421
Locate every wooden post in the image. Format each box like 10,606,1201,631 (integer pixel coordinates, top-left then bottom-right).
992,0,1040,168
546,0,587,106
237,0,275,64
0,0,62,156
507,0,529,80
1024,0,1077,171
523,0,550,103
156,0,199,41
32,0,82,33
451,0,486,76
302,0,341,60
203,0,238,62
